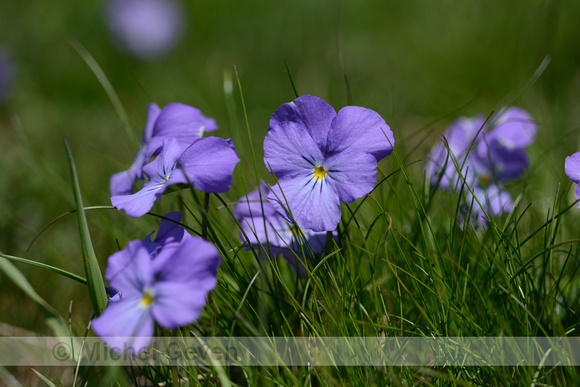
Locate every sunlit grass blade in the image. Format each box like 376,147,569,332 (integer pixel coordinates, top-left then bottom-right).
31,369,56,387
63,137,108,316
0,252,87,285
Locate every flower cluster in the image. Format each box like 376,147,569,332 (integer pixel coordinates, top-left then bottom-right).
263,95,394,232
110,102,240,217
425,107,537,226
101,94,394,353
234,184,335,277
92,212,220,354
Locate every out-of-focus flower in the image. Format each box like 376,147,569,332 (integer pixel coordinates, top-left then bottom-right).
234,185,334,276
424,116,485,190
105,0,185,60
425,107,536,227
471,107,537,183
465,184,514,227
0,49,14,102
264,95,394,232
565,152,580,207
92,213,220,354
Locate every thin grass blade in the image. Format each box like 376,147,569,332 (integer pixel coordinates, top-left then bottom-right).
63,137,108,316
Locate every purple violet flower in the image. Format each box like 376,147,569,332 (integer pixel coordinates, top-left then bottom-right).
111,136,240,217
110,102,220,196
105,0,185,60
565,151,580,207
263,95,394,232
234,185,334,277
147,102,218,159
110,103,161,196
142,211,186,254
92,215,220,354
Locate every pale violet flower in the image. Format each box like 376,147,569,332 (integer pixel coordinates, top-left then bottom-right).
112,136,239,217
110,102,219,196
264,95,394,232
234,185,335,276
92,213,220,354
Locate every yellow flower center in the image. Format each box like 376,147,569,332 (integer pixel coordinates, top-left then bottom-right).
140,289,155,307
313,165,327,179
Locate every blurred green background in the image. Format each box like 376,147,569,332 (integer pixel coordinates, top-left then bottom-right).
1,0,580,344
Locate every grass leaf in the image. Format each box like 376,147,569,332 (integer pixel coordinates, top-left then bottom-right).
63,137,108,316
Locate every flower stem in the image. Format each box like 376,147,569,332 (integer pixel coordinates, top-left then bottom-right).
202,192,211,240
325,230,334,256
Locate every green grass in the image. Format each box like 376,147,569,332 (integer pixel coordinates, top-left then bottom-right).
1,0,580,385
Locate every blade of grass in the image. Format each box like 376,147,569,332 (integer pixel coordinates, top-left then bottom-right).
63,137,108,316
68,38,135,144
0,252,87,285
31,369,56,387
283,59,299,99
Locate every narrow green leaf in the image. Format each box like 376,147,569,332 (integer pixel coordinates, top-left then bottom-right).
31,369,56,387
284,59,300,98
0,252,87,285
68,38,135,144
63,137,108,316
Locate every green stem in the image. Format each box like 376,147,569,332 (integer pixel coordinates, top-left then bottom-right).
202,192,210,240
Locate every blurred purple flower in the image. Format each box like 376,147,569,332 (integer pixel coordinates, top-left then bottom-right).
92,214,220,354
112,136,239,217
565,151,580,207
472,107,537,183
424,116,485,190
426,107,536,190
264,95,394,232
425,107,536,227
465,184,514,228
234,185,334,277
0,49,14,102
105,0,185,60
